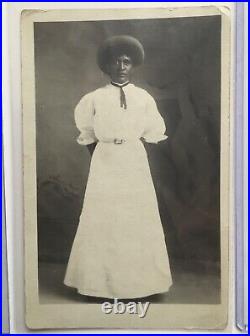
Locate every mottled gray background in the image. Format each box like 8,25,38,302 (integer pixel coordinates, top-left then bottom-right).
35,15,221,303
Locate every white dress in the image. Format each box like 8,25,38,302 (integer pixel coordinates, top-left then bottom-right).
64,83,172,299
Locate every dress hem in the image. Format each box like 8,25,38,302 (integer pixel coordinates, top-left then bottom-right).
64,281,173,299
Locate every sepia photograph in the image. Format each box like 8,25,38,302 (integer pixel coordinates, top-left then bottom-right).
22,6,231,329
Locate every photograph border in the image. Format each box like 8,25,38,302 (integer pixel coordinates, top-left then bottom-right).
21,6,231,330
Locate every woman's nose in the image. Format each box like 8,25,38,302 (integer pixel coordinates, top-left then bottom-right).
119,62,125,70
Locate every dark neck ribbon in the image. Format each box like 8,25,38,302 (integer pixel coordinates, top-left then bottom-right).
111,81,130,109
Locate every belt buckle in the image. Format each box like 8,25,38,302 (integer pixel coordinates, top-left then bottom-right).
114,138,124,144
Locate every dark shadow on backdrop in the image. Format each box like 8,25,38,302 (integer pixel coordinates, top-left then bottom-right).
35,16,221,290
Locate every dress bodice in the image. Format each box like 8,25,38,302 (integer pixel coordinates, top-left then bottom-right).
75,83,167,145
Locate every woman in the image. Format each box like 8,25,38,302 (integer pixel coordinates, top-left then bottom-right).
64,35,172,299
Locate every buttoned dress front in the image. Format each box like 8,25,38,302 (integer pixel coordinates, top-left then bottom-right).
64,83,172,299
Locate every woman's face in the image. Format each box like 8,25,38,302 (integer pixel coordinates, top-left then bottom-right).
107,54,133,84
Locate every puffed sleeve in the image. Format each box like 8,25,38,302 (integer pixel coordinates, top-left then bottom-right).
142,95,168,144
74,93,98,145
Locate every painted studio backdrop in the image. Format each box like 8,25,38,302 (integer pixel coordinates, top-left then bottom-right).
34,15,221,304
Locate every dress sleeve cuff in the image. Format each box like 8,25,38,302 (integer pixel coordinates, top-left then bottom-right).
143,134,168,144
77,135,97,146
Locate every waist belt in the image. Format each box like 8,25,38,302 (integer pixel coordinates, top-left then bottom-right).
99,138,140,145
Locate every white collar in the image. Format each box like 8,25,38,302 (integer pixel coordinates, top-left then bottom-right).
111,81,130,87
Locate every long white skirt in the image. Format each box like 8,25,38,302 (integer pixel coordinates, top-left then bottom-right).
64,140,172,299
